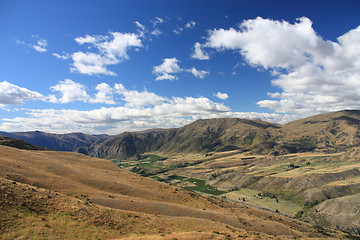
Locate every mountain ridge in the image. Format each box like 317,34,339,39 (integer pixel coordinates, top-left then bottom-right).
89,110,360,159
0,130,110,153
2,110,360,159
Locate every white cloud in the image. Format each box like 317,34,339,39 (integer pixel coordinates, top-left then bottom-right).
30,36,48,53
174,20,196,35
185,20,196,28
187,67,209,79
151,17,164,27
214,92,229,100
53,52,70,60
74,35,100,45
134,21,146,31
153,58,182,81
115,84,166,107
49,79,89,103
90,83,116,104
155,73,178,81
153,58,209,80
191,42,210,60
0,81,44,106
173,28,183,35
203,17,333,69
0,99,295,134
71,32,142,76
16,35,48,53
0,81,298,134
71,52,117,76
195,17,360,116
151,29,162,37
134,21,146,37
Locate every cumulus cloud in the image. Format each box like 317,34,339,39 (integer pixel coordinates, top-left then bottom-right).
0,80,298,133
0,81,44,106
49,79,89,103
71,32,142,76
153,58,209,80
115,83,166,107
214,92,229,100
191,42,210,60
153,58,182,80
0,99,295,134
90,83,116,104
195,17,360,116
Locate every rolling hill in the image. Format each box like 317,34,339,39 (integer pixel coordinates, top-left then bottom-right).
1,110,360,236
0,144,342,239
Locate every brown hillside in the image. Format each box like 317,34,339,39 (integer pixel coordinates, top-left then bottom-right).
0,145,343,239
90,118,281,159
282,110,360,151
89,110,360,159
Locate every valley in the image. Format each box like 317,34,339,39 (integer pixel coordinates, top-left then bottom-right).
0,145,343,239
115,148,360,235
1,110,360,238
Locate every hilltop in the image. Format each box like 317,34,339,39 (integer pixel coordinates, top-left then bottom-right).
89,110,360,159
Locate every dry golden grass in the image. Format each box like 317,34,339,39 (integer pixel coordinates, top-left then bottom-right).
0,145,346,239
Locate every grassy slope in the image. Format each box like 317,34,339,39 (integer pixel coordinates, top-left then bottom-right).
133,148,360,235
0,145,343,239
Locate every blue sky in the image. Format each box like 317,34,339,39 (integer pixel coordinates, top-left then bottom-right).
1,0,360,134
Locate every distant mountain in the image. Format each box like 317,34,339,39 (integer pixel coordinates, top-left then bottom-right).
89,110,360,159
282,110,360,151
0,135,47,150
2,110,360,159
0,131,110,153
88,118,282,159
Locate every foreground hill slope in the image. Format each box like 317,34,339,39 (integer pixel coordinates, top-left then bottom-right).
0,131,110,153
89,110,360,160
0,145,342,239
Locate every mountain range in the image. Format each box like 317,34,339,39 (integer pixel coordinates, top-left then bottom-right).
0,131,110,153
2,110,360,159
88,110,360,159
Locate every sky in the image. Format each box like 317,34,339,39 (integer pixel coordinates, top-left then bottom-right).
0,0,360,134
